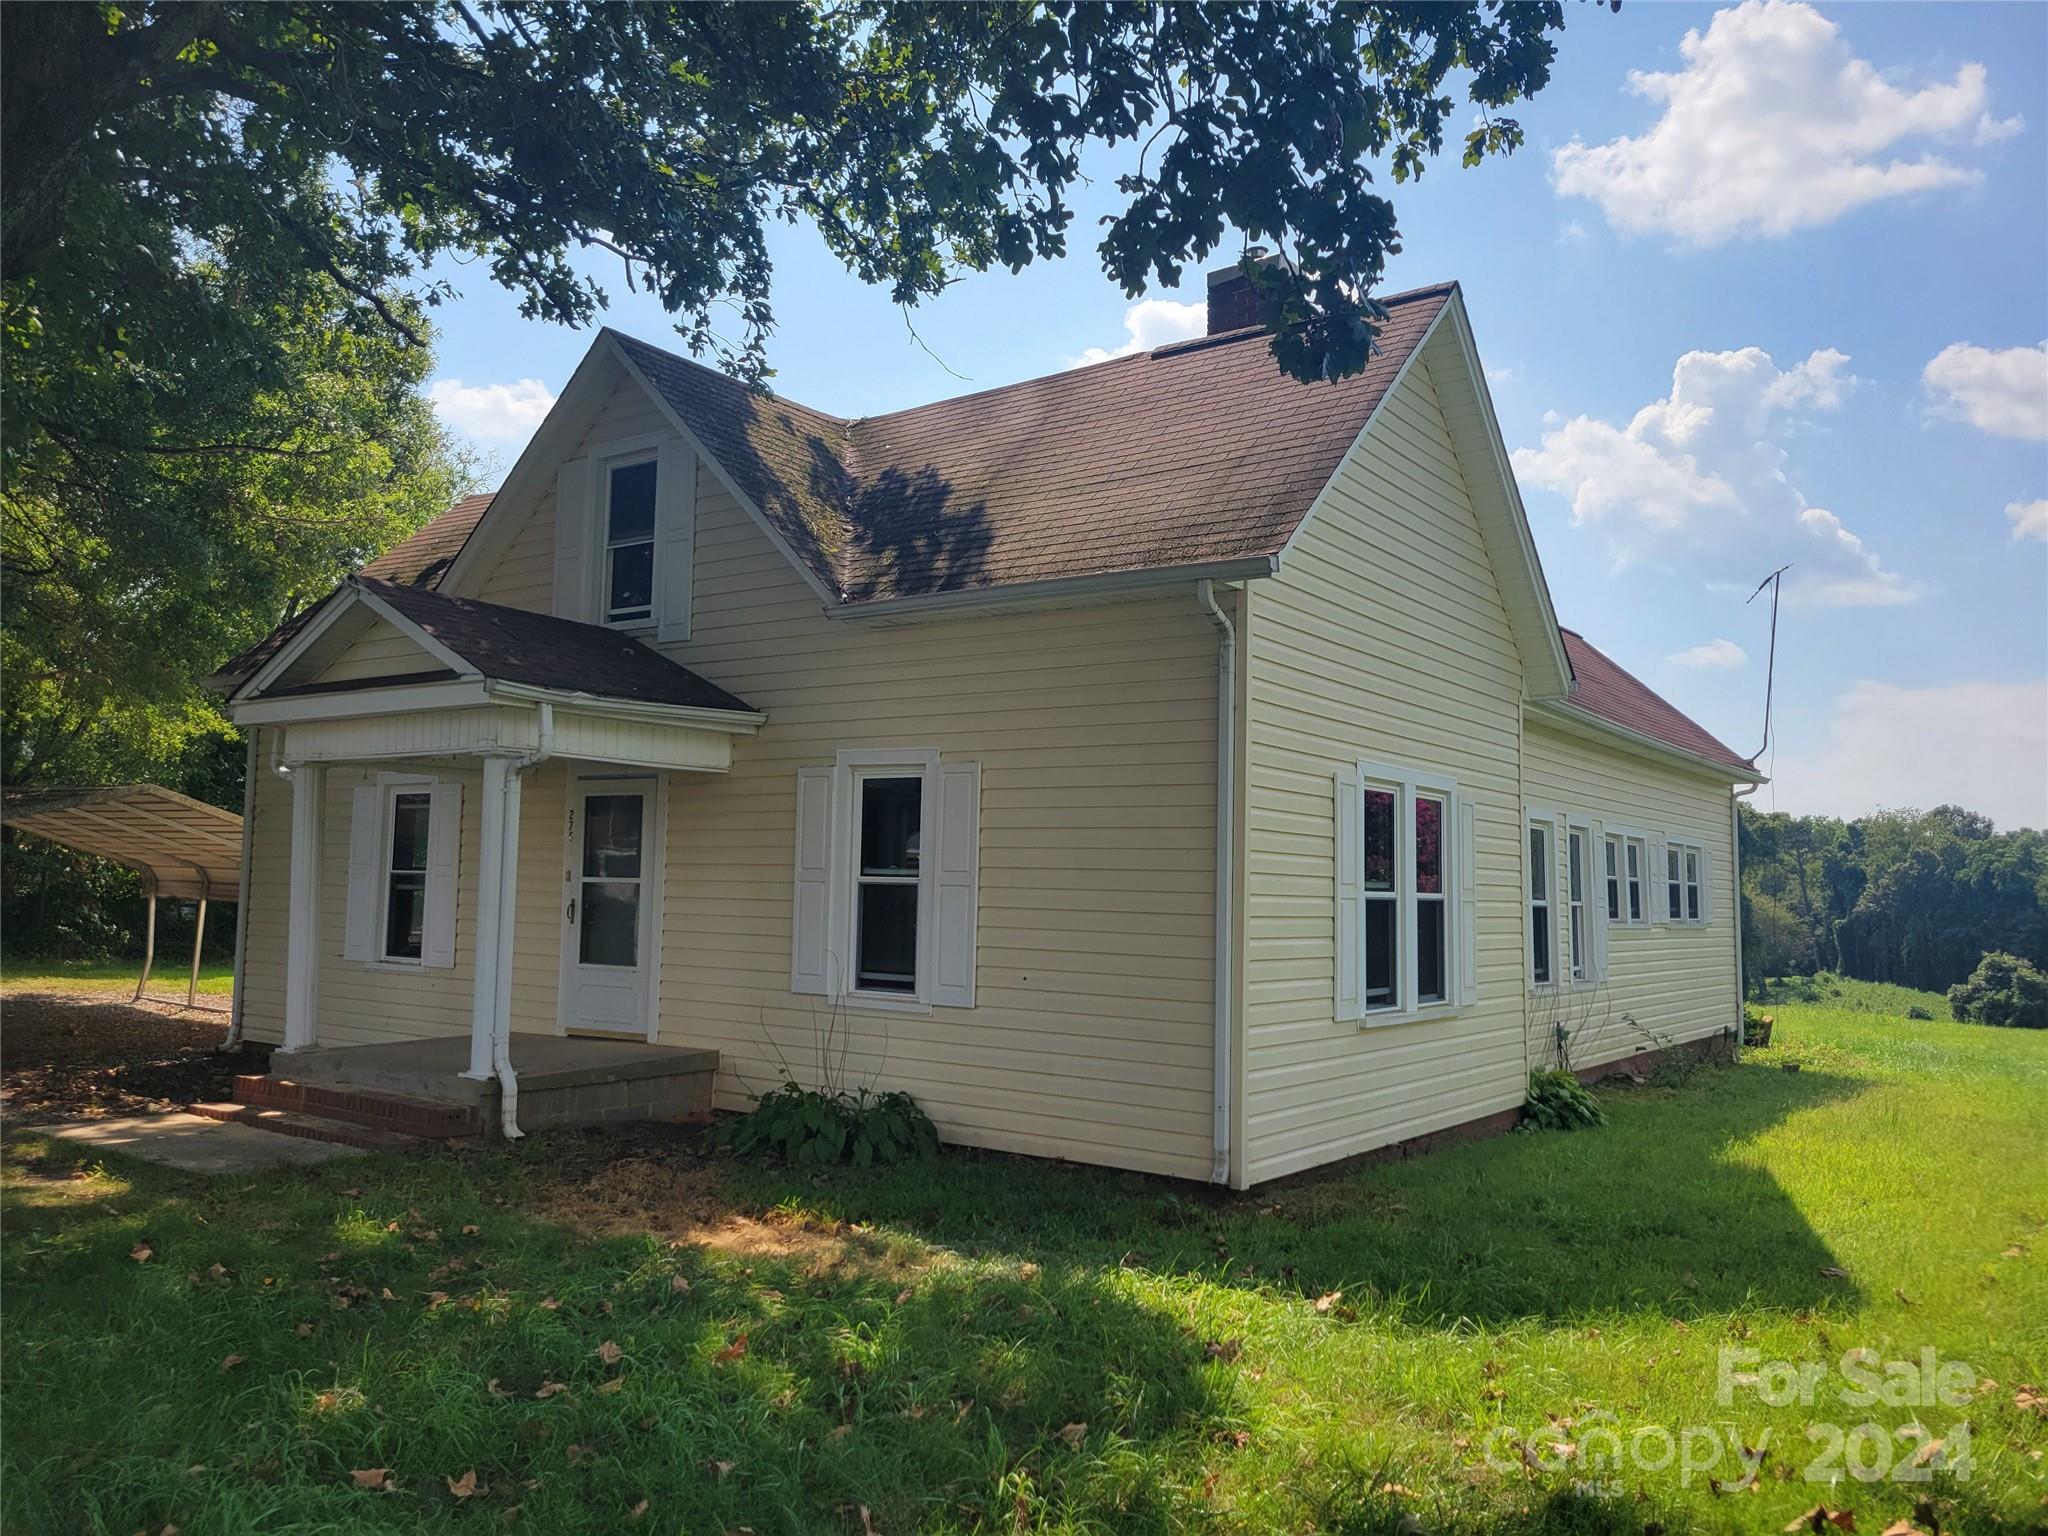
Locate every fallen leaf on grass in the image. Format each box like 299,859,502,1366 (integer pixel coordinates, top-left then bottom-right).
713,1335,748,1364
1894,1289,1913,1306
446,1470,485,1498
1784,1507,1855,1533
595,1339,623,1364
1057,1422,1087,1448
566,1443,594,1464
703,1458,736,1480
1819,1267,1851,1280
130,1242,154,1263
1204,1338,1242,1363
627,1499,649,1522
294,1322,315,1339
893,1287,913,1306
207,1262,230,1281
462,1224,481,1237
597,1376,625,1396
1312,1290,1342,1314
2013,1384,2046,1415
538,1296,561,1310
670,1273,690,1294
381,1288,399,1302
219,1354,245,1373
534,1380,569,1400
350,1468,396,1491
826,1423,852,1443
1878,1522,1929,1536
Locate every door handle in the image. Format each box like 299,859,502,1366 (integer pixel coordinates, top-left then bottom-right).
566,896,577,925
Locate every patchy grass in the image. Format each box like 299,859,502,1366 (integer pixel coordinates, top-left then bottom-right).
1,958,235,996
4,1004,2044,1535
1760,972,1954,1021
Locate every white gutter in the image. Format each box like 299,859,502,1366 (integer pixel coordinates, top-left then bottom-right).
1196,580,1236,1186
219,731,260,1051
837,557,1277,624
487,702,555,1138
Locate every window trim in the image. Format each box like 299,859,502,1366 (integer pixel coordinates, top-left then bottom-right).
588,432,667,632
1526,814,1557,989
1603,831,1623,924
831,747,940,1014
1355,758,1460,1028
1566,822,1591,983
1623,834,1648,925
371,772,437,970
1663,834,1708,925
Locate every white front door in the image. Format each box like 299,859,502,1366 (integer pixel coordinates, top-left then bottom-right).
558,775,661,1038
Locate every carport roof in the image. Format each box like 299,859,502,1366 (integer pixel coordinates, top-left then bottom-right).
1,784,243,899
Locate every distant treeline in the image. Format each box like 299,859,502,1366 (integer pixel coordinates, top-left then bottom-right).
1740,804,2047,995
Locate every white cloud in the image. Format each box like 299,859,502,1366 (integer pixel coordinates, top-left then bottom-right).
428,377,557,444
1668,638,1748,668
1511,344,1913,605
2008,499,2048,542
1552,0,2021,244
1556,220,1590,246
1922,342,2048,440
1068,299,1207,367
1769,680,2048,830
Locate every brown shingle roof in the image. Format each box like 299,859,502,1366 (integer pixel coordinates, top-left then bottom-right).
613,283,1455,603
1559,629,1754,773
354,578,756,715
210,493,495,688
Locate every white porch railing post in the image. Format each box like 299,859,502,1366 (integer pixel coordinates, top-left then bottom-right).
282,762,325,1052
464,754,510,1081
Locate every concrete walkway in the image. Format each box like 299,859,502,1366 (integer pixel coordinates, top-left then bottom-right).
46,1111,364,1172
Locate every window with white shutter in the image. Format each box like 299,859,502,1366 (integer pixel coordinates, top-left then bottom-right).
343,776,460,969
1333,759,1462,1025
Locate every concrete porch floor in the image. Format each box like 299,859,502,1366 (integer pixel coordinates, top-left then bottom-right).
275,1033,719,1101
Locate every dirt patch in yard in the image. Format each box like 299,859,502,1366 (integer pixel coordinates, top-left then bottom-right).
533,1150,926,1278
0,988,271,1126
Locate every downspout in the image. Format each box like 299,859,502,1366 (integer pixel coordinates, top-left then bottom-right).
1731,782,1758,1043
1197,581,1236,1186
220,731,261,1050
490,702,555,1138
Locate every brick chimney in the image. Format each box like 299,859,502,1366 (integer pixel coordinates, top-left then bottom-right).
1204,246,1281,335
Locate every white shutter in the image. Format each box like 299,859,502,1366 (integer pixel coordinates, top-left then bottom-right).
1648,834,1669,925
423,781,461,969
1589,819,1610,980
1699,846,1714,923
1333,765,1361,1021
343,784,381,962
929,761,980,1009
654,436,697,644
553,457,594,623
1455,791,1478,1008
790,766,834,995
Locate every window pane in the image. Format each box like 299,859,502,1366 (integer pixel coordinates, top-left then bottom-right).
1568,834,1584,902
1688,882,1701,921
1532,906,1552,985
582,795,644,878
390,793,430,873
607,540,654,617
860,777,922,875
1417,899,1446,1003
1528,826,1548,900
1362,788,1396,892
1364,898,1396,1007
856,882,918,992
1570,908,1585,974
1668,846,1682,881
608,461,657,541
1668,875,1683,920
1413,796,1444,895
579,880,640,966
385,872,425,960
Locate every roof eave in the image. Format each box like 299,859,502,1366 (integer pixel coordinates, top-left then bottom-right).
1528,698,1765,785
825,555,1279,623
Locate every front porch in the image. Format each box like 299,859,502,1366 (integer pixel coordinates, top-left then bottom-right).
246,1033,719,1137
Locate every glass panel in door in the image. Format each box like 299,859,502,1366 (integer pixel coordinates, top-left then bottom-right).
578,792,643,967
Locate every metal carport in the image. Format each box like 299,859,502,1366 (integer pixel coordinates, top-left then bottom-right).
2,784,245,1010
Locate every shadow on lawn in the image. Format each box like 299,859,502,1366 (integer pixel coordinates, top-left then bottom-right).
724,1055,1873,1327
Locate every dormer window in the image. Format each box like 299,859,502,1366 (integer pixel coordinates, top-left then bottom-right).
604,460,657,625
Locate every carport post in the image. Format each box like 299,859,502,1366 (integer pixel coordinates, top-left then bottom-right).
187,870,210,1008
133,875,157,1002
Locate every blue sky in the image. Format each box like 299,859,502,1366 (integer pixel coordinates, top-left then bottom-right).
419,1,2048,830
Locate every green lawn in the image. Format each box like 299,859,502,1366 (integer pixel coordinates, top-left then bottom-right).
1,957,236,996
5,988,2044,1535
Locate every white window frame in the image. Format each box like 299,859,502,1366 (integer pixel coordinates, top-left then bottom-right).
1663,835,1708,924
831,747,940,1014
1603,832,1623,925
1356,759,1460,1026
587,432,667,632
1623,834,1648,925
1566,821,1591,983
375,773,436,969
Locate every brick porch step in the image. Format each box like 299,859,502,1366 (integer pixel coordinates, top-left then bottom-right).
230,1075,483,1138
187,1102,427,1152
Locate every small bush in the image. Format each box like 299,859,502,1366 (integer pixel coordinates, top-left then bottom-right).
1947,952,2048,1030
1520,1069,1605,1132
716,1080,940,1166
1905,1005,1934,1021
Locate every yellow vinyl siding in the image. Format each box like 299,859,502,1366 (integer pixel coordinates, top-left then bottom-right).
1241,342,1531,1187
1522,720,1739,1068
312,618,438,684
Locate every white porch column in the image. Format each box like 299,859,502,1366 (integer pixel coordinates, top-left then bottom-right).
464,753,511,1080
282,762,326,1052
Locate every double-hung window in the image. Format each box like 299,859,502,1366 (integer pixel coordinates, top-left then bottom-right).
1666,843,1685,922
1566,826,1590,982
603,459,658,626
1528,820,1555,986
1339,761,1466,1022
382,787,432,962
1603,833,1623,922
853,773,922,994
1684,846,1703,921
1624,836,1646,924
